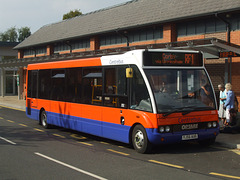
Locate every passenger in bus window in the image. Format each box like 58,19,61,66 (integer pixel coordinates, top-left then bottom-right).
200,79,212,105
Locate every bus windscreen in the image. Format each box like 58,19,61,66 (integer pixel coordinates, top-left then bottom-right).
143,51,203,67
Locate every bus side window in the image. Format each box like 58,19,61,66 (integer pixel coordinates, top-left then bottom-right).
38,70,51,100
130,66,152,112
82,68,102,105
27,70,32,98
31,71,38,98
65,68,82,103
50,69,65,101
104,67,128,108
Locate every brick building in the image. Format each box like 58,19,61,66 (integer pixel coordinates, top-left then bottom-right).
9,0,240,107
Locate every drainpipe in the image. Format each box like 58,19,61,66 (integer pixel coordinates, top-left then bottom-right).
115,30,129,47
65,41,72,54
215,13,232,83
215,13,231,44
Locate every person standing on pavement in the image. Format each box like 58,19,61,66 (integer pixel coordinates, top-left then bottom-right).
218,84,226,126
224,83,235,126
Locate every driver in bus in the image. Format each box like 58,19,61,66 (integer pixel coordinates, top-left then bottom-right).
159,81,168,93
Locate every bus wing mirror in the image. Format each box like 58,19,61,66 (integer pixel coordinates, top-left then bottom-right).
126,68,133,78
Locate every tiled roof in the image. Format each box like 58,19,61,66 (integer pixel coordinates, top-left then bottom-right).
15,0,240,49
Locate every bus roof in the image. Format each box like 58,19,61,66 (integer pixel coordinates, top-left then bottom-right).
27,49,201,70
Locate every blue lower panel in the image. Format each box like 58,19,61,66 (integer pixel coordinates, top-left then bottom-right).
102,122,130,143
26,108,130,143
26,108,40,121
146,128,219,145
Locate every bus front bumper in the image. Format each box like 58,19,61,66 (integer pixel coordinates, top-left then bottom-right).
146,127,219,145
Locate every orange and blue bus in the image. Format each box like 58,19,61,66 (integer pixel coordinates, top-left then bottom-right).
26,49,219,153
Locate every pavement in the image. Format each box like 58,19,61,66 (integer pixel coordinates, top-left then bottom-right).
0,96,239,150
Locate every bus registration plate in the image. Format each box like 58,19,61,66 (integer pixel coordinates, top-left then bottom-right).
182,134,198,140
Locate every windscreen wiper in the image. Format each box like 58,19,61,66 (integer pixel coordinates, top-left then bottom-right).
163,106,196,117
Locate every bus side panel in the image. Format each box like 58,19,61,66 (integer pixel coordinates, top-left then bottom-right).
80,104,102,136
102,107,130,143
47,102,102,136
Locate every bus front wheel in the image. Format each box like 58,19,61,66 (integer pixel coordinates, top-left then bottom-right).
132,125,152,153
40,110,49,129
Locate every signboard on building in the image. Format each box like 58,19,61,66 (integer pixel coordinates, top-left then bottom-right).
219,51,240,58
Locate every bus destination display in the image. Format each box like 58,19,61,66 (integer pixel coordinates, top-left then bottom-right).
143,51,203,67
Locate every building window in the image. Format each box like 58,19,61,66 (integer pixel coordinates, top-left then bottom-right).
36,46,47,55
177,18,227,37
54,43,70,53
100,26,163,46
177,14,240,37
100,34,126,46
23,49,35,56
54,39,90,53
72,39,90,50
230,14,240,31
23,46,46,56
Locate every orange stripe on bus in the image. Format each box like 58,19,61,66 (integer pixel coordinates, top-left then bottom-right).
27,57,102,70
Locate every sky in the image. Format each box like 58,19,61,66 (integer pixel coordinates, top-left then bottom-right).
0,0,129,34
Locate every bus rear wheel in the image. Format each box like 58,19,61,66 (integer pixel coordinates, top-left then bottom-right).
132,125,152,153
40,110,49,129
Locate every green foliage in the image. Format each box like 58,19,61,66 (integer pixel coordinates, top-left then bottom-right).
0,26,31,42
8,27,18,42
63,9,82,20
18,27,31,42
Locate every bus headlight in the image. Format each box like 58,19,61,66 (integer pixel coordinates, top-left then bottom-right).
208,122,212,128
212,122,217,128
159,127,165,133
165,126,170,132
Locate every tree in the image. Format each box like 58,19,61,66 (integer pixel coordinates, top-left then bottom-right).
8,27,18,42
0,26,31,42
18,27,31,42
63,9,82,20
0,27,18,42
0,32,9,42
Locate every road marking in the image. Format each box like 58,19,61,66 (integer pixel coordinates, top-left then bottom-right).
107,149,129,156
35,152,107,180
100,142,109,145
70,134,87,140
0,105,25,112
7,120,15,123
149,160,184,169
210,172,240,179
229,149,240,156
53,134,66,138
19,123,28,127
34,128,44,132
78,142,94,146
0,136,16,145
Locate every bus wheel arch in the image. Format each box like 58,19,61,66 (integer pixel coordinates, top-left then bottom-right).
130,123,152,153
